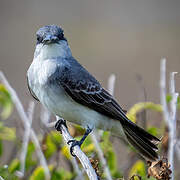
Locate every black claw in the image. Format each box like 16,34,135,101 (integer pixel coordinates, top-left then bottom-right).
55,119,67,133
67,140,82,157
67,127,92,157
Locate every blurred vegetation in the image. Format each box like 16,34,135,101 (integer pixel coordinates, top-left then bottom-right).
0,84,177,179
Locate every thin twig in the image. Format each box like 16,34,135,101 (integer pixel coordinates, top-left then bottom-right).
168,72,178,180
16,101,35,177
107,74,116,95
160,59,178,180
160,59,170,124
91,133,112,180
56,116,98,180
72,158,85,180
0,72,51,180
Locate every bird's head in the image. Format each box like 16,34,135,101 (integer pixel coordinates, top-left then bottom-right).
34,25,71,59
36,25,66,45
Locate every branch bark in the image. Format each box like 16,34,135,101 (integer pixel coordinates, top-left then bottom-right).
160,59,179,180
16,101,35,177
56,116,98,180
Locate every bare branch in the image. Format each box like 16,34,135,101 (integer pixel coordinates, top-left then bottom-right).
91,133,112,180
0,72,51,180
16,101,35,177
160,59,179,180
56,116,98,180
160,59,170,124
168,72,178,180
71,157,85,180
107,73,116,95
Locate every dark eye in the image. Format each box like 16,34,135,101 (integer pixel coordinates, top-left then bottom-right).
36,35,42,43
58,32,64,40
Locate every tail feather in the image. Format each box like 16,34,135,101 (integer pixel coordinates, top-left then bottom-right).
122,120,160,161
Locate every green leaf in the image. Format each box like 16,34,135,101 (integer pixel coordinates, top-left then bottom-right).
0,122,16,141
147,127,158,137
129,160,146,178
166,94,180,109
81,135,94,154
0,165,16,180
107,150,116,173
44,133,57,159
100,131,119,178
0,84,13,119
51,168,74,180
30,166,45,180
166,94,172,103
8,158,20,173
25,142,37,170
50,131,62,145
126,102,162,123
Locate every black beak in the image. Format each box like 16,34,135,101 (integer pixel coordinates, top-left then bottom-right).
43,35,58,44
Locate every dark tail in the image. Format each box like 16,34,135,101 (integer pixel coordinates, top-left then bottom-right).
121,119,160,161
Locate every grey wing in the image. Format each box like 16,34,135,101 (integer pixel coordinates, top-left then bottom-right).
27,76,39,101
57,58,127,122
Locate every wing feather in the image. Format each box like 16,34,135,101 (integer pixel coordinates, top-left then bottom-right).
60,74,125,121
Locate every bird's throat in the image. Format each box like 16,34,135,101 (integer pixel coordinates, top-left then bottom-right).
34,41,72,60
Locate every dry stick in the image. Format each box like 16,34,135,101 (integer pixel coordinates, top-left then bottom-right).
0,72,51,180
56,116,98,180
107,74,116,95
16,101,35,177
40,108,85,180
71,158,84,180
91,133,112,180
160,59,170,123
90,74,116,180
169,72,178,180
160,59,178,180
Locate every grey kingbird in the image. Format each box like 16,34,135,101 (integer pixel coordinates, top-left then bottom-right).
27,25,159,160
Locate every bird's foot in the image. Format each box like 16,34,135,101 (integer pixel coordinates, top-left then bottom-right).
55,119,68,133
67,126,92,157
67,139,83,157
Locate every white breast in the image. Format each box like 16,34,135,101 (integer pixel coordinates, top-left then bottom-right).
27,42,124,136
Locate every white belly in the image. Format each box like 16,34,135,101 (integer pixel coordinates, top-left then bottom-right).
27,57,123,136
36,82,123,136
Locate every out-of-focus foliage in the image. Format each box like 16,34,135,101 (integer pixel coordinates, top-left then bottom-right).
129,160,146,178
0,84,13,119
0,122,16,141
100,131,122,178
166,94,180,109
126,102,162,123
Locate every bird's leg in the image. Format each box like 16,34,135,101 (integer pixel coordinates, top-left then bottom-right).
67,126,92,157
55,118,68,134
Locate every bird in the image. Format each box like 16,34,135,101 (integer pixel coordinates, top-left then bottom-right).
27,25,160,161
